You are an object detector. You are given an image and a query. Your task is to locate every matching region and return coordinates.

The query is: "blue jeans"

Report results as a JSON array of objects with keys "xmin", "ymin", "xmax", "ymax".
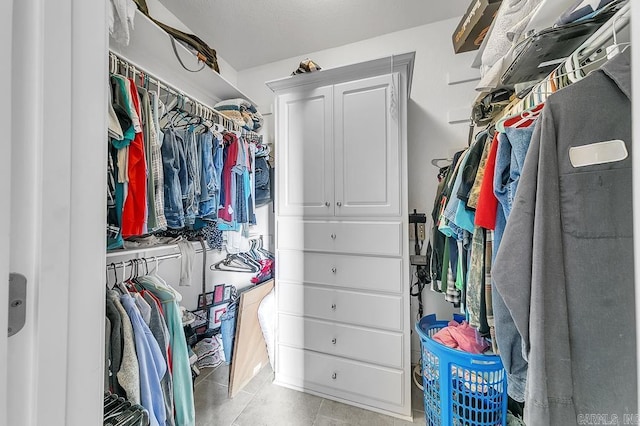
[
  {"xmin": 178, "ymin": 128, "xmax": 198, "ymax": 226},
  {"xmin": 492, "ymin": 125, "xmax": 535, "ymax": 402},
  {"xmin": 220, "ymin": 303, "xmax": 237, "ymax": 364},
  {"xmin": 198, "ymin": 131, "xmax": 217, "ymax": 219},
  {"xmin": 161, "ymin": 128, "xmax": 185, "ymax": 229},
  {"xmin": 213, "ymin": 139, "xmax": 224, "ymax": 217}
]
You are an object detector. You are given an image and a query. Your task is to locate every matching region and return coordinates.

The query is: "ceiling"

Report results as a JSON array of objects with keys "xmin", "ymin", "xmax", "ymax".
[{"xmin": 156, "ymin": 0, "xmax": 470, "ymax": 71}]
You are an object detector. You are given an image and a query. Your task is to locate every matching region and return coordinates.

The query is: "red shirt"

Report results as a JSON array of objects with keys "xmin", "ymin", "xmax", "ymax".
[
  {"xmin": 121, "ymin": 79, "xmax": 148, "ymax": 237},
  {"xmin": 474, "ymin": 133, "xmax": 499, "ymax": 230}
]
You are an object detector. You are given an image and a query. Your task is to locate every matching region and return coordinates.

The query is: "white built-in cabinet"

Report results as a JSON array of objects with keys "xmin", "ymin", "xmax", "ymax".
[
  {"xmin": 277, "ymin": 73, "xmax": 401, "ymax": 218},
  {"xmin": 266, "ymin": 52, "xmax": 415, "ymax": 420}
]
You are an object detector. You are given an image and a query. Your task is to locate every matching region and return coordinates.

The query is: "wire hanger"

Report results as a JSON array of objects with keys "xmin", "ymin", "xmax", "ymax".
[
  {"xmin": 211, "ymin": 253, "xmax": 259, "ymax": 273},
  {"xmin": 430, "ymin": 158, "xmax": 452, "ymax": 168}
]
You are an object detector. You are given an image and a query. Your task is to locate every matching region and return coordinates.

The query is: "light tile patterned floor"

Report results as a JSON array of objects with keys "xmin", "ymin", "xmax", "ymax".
[{"xmin": 194, "ymin": 364, "xmax": 426, "ymax": 426}]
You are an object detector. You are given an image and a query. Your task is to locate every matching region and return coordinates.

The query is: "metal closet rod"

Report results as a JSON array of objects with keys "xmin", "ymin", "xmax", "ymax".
[
  {"xmin": 105, "ymin": 243, "xmax": 210, "ymax": 270},
  {"xmin": 108, "ymin": 50, "xmax": 261, "ymax": 140},
  {"xmin": 106, "ymin": 252, "xmax": 181, "ymax": 271}
]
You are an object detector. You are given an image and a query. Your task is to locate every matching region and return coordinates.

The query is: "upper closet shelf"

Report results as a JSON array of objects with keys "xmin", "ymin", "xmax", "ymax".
[
  {"xmin": 265, "ymin": 52, "xmax": 416, "ymax": 97},
  {"xmin": 110, "ymin": 10, "xmax": 256, "ymax": 108}
]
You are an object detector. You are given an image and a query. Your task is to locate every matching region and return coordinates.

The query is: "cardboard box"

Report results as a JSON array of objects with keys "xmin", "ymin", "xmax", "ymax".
[{"xmin": 452, "ymin": 0, "xmax": 502, "ymax": 54}]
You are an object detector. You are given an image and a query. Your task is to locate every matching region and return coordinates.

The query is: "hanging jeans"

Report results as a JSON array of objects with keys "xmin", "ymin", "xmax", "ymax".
[
  {"xmin": 492, "ymin": 125, "xmax": 535, "ymax": 403},
  {"xmin": 161, "ymin": 128, "xmax": 185, "ymax": 229},
  {"xmin": 198, "ymin": 131, "xmax": 217, "ymax": 219},
  {"xmin": 178, "ymin": 128, "xmax": 199, "ymax": 226}
]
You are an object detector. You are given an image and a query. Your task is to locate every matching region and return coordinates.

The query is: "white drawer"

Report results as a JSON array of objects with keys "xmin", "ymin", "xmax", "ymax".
[
  {"xmin": 277, "ymin": 250, "xmax": 403, "ymax": 293},
  {"xmin": 277, "ymin": 281, "xmax": 402, "ymax": 331},
  {"xmin": 277, "ymin": 345, "xmax": 404, "ymax": 407},
  {"xmin": 278, "ymin": 313, "xmax": 403, "ymax": 368},
  {"xmin": 277, "ymin": 219, "xmax": 402, "ymax": 256}
]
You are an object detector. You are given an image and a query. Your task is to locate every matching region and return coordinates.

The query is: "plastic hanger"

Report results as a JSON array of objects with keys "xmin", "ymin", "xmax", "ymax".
[
  {"xmin": 139, "ymin": 256, "xmax": 183, "ymax": 301},
  {"xmin": 115, "ymin": 262, "xmax": 131, "ymax": 295},
  {"xmin": 107, "ymin": 262, "xmax": 117, "ymax": 290},
  {"xmin": 430, "ymin": 158, "xmax": 452, "ymax": 168},
  {"xmin": 496, "ymin": 103, "xmax": 544, "ymax": 133},
  {"xmin": 211, "ymin": 254, "xmax": 259, "ymax": 273}
]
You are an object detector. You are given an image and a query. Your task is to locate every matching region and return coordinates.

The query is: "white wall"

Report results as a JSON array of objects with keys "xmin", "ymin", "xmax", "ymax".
[{"xmin": 237, "ymin": 17, "xmax": 481, "ymax": 363}]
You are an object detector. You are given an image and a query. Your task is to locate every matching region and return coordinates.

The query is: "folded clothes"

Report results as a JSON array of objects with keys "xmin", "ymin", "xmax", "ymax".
[
  {"xmin": 214, "ymin": 98, "xmax": 263, "ymax": 132},
  {"xmin": 432, "ymin": 320, "xmax": 490, "ymax": 354}
]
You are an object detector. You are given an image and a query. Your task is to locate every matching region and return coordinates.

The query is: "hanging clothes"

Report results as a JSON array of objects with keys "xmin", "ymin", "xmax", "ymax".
[
  {"xmin": 107, "ymin": 290, "xmax": 141, "ymax": 404},
  {"xmin": 105, "ymin": 297, "xmax": 125, "ymax": 396},
  {"xmin": 491, "ymin": 121, "xmax": 537, "ymax": 405},
  {"xmin": 121, "ymin": 293, "xmax": 167, "ymax": 426},
  {"xmin": 474, "ymin": 134, "xmax": 500, "ymax": 230},
  {"xmin": 197, "ymin": 131, "xmax": 217, "ymax": 219},
  {"xmin": 137, "ymin": 275, "xmax": 196, "ymax": 426},
  {"xmin": 218, "ymin": 132, "xmax": 240, "ymax": 226},
  {"xmin": 493, "ymin": 50, "xmax": 635, "ymax": 425},
  {"xmin": 142, "ymin": 290, "xmax": 175, "ymax": 426}
]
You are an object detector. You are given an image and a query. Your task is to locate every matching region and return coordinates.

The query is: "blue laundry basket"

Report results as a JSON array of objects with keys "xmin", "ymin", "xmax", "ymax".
[{"xmin": 415, "ymin": 314, "xmax": 508, "ymax": 426}]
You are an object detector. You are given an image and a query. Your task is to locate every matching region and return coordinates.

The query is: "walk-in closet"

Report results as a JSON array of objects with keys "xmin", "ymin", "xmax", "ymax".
[{"xmin": 1, "ymin": 0, "xmax": 639, "ymax": 425}]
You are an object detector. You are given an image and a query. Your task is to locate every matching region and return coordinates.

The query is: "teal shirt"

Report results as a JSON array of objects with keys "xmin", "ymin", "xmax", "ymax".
[{"xmin": 137, "ymin": 276, "xmax": 195, "ymax": 426}]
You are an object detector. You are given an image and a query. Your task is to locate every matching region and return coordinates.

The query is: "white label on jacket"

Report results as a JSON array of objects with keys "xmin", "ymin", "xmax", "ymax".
[{"xmin": 569, "ymin": 140, "xmax": 628, "ymax": 168}]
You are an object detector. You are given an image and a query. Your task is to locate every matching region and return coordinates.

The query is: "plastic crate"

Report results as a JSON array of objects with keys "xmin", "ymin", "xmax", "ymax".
[{"xmin": 415, "ymin": 314, "xmax": 508, "ymax": 426}]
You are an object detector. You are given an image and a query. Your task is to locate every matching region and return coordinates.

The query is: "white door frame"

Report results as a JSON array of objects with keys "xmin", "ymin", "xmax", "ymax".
[
  {"xmin": 8, "ymin": 1, "xmax": 107, "ymax": 425},
  {"xmin": 0, "ymin": 1, "xmax": 14, "ymax": 425}
]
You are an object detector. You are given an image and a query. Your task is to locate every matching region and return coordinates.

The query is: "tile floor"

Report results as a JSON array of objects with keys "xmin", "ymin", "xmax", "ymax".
[{"xmin": 194, "ymin": 363, "xmax": 427, "ymax": 426}]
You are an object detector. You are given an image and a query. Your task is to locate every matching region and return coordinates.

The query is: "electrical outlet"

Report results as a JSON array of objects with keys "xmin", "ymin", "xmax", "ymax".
[{"xmin": 417, "ymin": 223, "xmax": 426, "ymax": 241}]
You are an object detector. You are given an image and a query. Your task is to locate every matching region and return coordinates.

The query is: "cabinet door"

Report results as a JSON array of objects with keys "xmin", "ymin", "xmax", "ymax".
[
  {"xmin": 334, "ymin": 74, "xmax": 401, "ymax": 217},
  {"xmin": 277, "ymin": 86, "xmax": 334, "ymax": 217}
]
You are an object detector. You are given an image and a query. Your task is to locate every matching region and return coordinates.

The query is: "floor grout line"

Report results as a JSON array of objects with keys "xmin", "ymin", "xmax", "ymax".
[
  {"xmin": 228, "ymin": 368, "xmax": 271, "ymax": 426},
  {"xmin": 311, "ymin": 398, "xmax": 326, "ymax": 426}
]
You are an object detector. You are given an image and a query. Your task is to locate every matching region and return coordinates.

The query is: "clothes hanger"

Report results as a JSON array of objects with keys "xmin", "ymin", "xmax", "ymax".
[
  {"xmin": 211, "ymin": 113, "xmax": 226, "ymax": 134},
  {"xmin": 123, "ymin": 260, "xmax": 139, "ymax": 294},
  {"xmin": 496, "ymin": 103, "xmax": 544, "ymax": 133},
  {"xmin": 107, "ymin": 262, "xmax": 117, "ymax": 290},
  {"xmin": 232, "ymin": 253, "xmax": 261, "ymax": 271},
  {"xmin": 115, "ymin": 261, "xmax": 131, "ymax": 295},
  {"xmin": 211, "ymin": 254, "xmax": 258, "ymax": 273},
  {"xmin": 258, "ymin": 237, "xmax": 274, "ymax": 260},
  {"xmin": 104, "ymin": 399, "xmax": 131, "ymax": 419},
  {"xmin": 497, "ymin": 8, "xmax": 631, "ymax": 124},
  {"xmin": 111, "ymin": 404, "xmax": 142, "ymax": 426},
  {"xmin": 139, "ymin": 256, "xmax": 183, "ymax": 301},
  {"xmin": 430, "ymin": 158, "xmax": 452, "ymax": 168}
]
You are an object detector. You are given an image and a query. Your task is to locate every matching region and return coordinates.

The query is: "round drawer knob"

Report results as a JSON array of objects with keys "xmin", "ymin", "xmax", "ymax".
[
  {"xmin": 332, "ymin": 338, "xmax": 337, "ymax": 345},
  {"xmin": 331, "ymin": 267, "xmax": 337, "ymax": 273},
  {"xmin": 330, "ymin": 233, "xmax": 336, "ymax": 240},
  {"xmin": 331, "ymin": 304, "xmax": 337, "ymax": 311},
  {"xmin": 332, "ymin": 372, "xmax": 337, "ymax": 380},
  {"xmin": 325, "ymin": 201, "xmax": 330, "ymax": 207},
  {"xmin": 336, "ymin": 201, "xmax": 342, "ymax": 207}
]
